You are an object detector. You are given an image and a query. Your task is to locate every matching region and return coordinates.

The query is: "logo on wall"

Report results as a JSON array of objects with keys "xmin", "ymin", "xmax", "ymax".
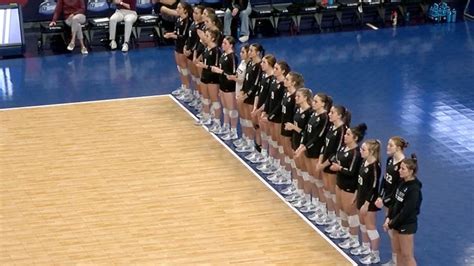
[
  {"xmin": 38, "ymin": 0, "xmax": 56, "ymax": 16},
  {"xmin": 88, "ymin": 0, "xmax": 110, "ymax": 12}
]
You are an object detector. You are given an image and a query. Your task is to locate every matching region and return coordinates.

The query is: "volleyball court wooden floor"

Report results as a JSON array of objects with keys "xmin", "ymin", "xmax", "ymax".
[{"xmin": 0, "ymin": 96, "xmax": 350, "ymax": 265}]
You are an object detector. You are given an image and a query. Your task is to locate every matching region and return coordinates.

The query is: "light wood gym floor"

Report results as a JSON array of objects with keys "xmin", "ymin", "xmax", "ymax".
[{"xmin": 0, "ymin": 96, "xmax": 351, "ymax": 265}]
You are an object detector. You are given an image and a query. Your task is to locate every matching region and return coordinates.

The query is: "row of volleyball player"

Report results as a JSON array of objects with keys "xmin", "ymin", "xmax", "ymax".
[{"xmin": 166, "ymin": 4, "xmax": 422, "ymax": 265}]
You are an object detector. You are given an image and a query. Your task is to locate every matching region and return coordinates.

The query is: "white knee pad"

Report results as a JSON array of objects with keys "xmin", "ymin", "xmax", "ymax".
[
  {"xmin": 367, "ymin": 229, "xmax": 380, "ymax": 240},
  {"xmin": 244, "ymin": 119, "xmax": 253, "ymax": 128},
  {"xmin": 211, "ymin": 102, "xmax": 221, "ymax": 110},
  {"xmin": 290, "ymin": 159, "xmax": 296, "ymax": 168},
  {"xmin": 284, "ymin": 156, "xmax": 290, "ymax": 164},
  {"xmin": 331, "ymin": 194, "xmax": 336, "ymax": 203},
  {"xmin": 323, "ymin": 190, "xmax": 331, "ymax": 199},
  {"xmin": 223, "ymin": 108, "xmax": 229, "ymax": 115},
  {"xmin": 296, "ymin": 169, "xmax": 302, "ymax": 176},
  {"xmin": 180, "ymin": 67, "xmax": 189, "ymax": 76},
  {"xmin": 302, "ymin": 172, "xmax": 309, "ymax": 181},
  {"xmin": 360, "ymin": 224, "xmax": 367, "ymax": 233},
  {"xmin": 278, "ymin": 146, "xmax": 284, "ymax": 154},
  {"xmin": 229, "ymin": 110, "xmax": 238, "ymax": 118},
  {"xmin": 315, "ymin": 179, "xmax": 324, "ymax": 188},
  {"xmin": 348, "ymin": 215, "xmax": 360, "ymax": 228},
  {"xmin": 202, "ymin": 98, "xmax": 211, "ymax": 106},
  {"xmin": 340, "ymin": 211, "xmax": 348, "ymax": 221},
  {"xmin": 271, "ymin": 139, "xmax": 278, "ymax": 148}
]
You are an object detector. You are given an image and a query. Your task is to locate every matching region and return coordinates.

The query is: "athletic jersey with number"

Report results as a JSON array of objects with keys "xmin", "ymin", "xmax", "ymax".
[
  {"xmin": 335, "ymin": 146, "xmax": 362, "ymax": 192},
  {"xmin": 356, "ymin": 160, "xmax": 381, "ymax": 210},
  {"xmin": 291, "ymin": 107, "xmax": 313, "ymax": 150},
  {"xmin": 300, "ymin": 111, "xmax": 329, "ymax": 157},
  {"xmin": 380, "ymin": 157, "xmax": 403, "ymax": 207},
  {"xmin": 266, "ymin": 80, "xmax": 285, "ymax": 123}
]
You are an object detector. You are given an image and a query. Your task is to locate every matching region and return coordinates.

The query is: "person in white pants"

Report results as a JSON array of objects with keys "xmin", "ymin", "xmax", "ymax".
[
  {"xmin": 224, "ymin": 0, "xmax": 252, "ymax": 43},
  {"xmin": 109, "ymin": 0, "xmax": 138, "ymax": 52},
  {"xmin": 50, "ymin": 0, "xmax": 88, "ymax": 54}
]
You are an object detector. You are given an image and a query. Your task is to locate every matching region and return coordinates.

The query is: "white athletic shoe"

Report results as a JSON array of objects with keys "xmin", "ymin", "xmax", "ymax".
[
  {"xmin": 350, "ymin": 245, "xmax": 370, "ymax": 256},
  {"xmin": 324, "ymin": 223, "xmax": 340, "ymax": 233},
  {"xmin": 221, "ymin": 132, "xmax": 238, "ymax": 141},
  {"xmin": 315, "ymin": 216, "xmax": 335, "ymax": 226},
  {"xmin": 195, "ymin": 117, "xmax": 211, "ymax": 126},
  {"xmin": 209, "ymin": 123, "xmax": 222, "ymax": 134},
  {"xmin": 233, "ymin": 138, "xmax": 245, "ymax": 147},
  {"xmin": 339, "ymin": 238, "xmax": 360, "ymax": 249},
  {"xmin": 67, "ymin": 42, "xmax": 75, "ymax": 51},
  {"xmin": 360, "ymin": 253, "xmax": 380, "ymax": 265},
  {"xmin": 235, "ymin": 144, "xmax": 254, "ymax": 153},
  {"xmin": 281, "ymin": 185, "xmax": 297, "ymax": 195},
  {"xmin": 299, "ymin": 204, "xmax": 316, "ymax": 213},
  {"xmin": 381, "ymin": 259, "xmax": 396, "ymax": 266},
  {"xmin": 110, "ymin": 40, "xmax": 117, "ymax": 50},
  {"xmin": 121, "ymin": 42, "xmax": 129, "ymax": 52},
  {"xmin": 238, "ymin": 35, "xmax": 249, "ymax": 43},
  {"xmin": 292, "ymin": 199, "xmax": 308, "ymax": 208},
  {"xmin": 81, "ymin": 46, "xmax": 88, "ymax": 55},
  {"xmin": 284, "ymin": 193, "xmax": 302, "ymax": 202},
  {"xmin": 171, "ymin": 86, "xmax": 183, "ymax": 96},
  {"xmin": 273, "ymin": 177, "xmax": 292, "ymax": 185},
  {"xmin": 329, "ymin": 229, "xmax": 350, "ymax": 239}
]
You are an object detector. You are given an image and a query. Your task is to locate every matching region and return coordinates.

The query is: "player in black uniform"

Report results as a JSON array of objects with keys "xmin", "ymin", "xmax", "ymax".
[
  {"xmin": 315, "ymin": 105, "xmax": 350, "ymax": 227},
  {"xmin": 183, "ymin": 5, "xmax": 205, "ymax": 109},
  {"xmin": 330, "ymin": 124, "xmax": 366, "ymax": 245},
  {"xmin": 350, "ymin": 139, "xmax": 382, "ymax": 265},
  {"xmin": 235, "ymin": 43, "xmax": 263, "ymax": 153},
  {"xmin": 164, "ymin": 2, "xmax": 193, "ymax": 102},
  {"xmin": 383, "ymin": 154, "xmax": 422, "ymax": 266},
  {"xmin": 279, "ymin": 72, "xmax": 304, "ymax": 194},
  {"xmin": 195, "ymin": 29, "xmax": 221, "ymax": 128},
  {"xmin": 245, "ymin": 54, "xmax": 275, "ymax": 163},
  {"xmin": 293, "ymin": 93, "xmax": 331, "ymax": 213},
  {"xmin": 211, "ymin": 36, "xmax": 239, "ymax": 139},
  {"xmin": 262, "ymin": 61, "xmax": 290, "ymax": 178},
  {"xmin": 376, "ymin": 136, "xmax": 408, "ymax": 266},
  {"xmin": 283, "ymin": 88, "xmax": 313, "ymax": 204},
  {"xmin": 228, "ymin": 45, "xmax": 250, "ymax": 146}
]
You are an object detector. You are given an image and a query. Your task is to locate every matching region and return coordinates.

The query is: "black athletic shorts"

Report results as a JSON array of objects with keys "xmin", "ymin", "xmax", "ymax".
[{"xmin": 395, "ymin": 223, "xmax": 417, "ymax": 234}]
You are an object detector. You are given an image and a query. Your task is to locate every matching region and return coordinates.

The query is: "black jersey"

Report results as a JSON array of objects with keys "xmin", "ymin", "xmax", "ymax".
[
  {"xmin": 321, "ymin": 124, "xmax": 346, "ymax": 162},
  {"xmin": 185, "ymin": 21, "xmax": 205, "ymax": 54},
  {"xmin": 218, "ymin": 52, "xmax": 238, "ymax": 92},
  {"xmin": 300, "ymin": 111, "xmax": 329, "ymax": 158},
  {"xmin": 380, "ymin": 157, "xmax": 403, "ymax": 207},
  {"xmin": 388, "ymin": 179, "xmax": 423, "ymax": 233},
  {"xmin": 242, "ymin": 61, "xmax": 262, "ymax": 104},
  {"xmin": 266, "ymin": 80, "xmax": 285, "ymax": 123},
  {"xmin": 174, "ymin": 16, "xmax": 191, "ymax": 53},
  {"xmin": 255, "ymin": 74, "xmax": 273, "ymax": 108},
  {"xmin": 335, "ymin": 146, "xmax": 362, "ymax": 193},
  {"xmin": 280, "ymin": 91, "xmax": 296, "ymax": 137},
  {"xmin": 356, "ymin": 160, "xmax": 382, "ymax": 210},
  {"xmin": 291, "ymin": 107, "xmax": 313, "ymax": 150},
  {"xmin": 201, "ymin": 46, "xmax": 221, "ymax": 84}
]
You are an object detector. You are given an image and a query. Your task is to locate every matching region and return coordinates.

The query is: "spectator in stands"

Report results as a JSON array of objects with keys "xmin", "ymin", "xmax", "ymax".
[
  {"xmin": 223, "ymin": 0, "xmax": 252, "ymax": 43},
  {"xmin": 109, "ymin": 0, "xmax": 138, "ymax": 52},
  {"xmin": 49, "ymin": 0, "xmax": 88, "ymax": 54}
]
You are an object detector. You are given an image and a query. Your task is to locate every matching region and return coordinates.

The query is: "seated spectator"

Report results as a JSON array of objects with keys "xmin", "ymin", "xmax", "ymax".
[
  {"xmin": 49, "ymin": 0, "xmax": 88, "ymax": 54},
  {"xmin": 223, "ymin": 0, "xmax": 251, "ymax": 43},
  {"xmin": 109, "ymin": 0, "xmax": 138, "ymax": 52}
]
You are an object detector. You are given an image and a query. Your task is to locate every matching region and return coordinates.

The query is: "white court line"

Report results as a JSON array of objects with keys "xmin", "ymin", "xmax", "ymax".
[
  {"xmin": 0, "ymin": 94, "xmax": 169, "ymax": 111},
  {"xmin": 366, "ymin": 23, "xmax": 379, "ymax": 30},
  {"xmin": 169, "ymin": 95, "xmax": 357, "ymax": 266}
]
